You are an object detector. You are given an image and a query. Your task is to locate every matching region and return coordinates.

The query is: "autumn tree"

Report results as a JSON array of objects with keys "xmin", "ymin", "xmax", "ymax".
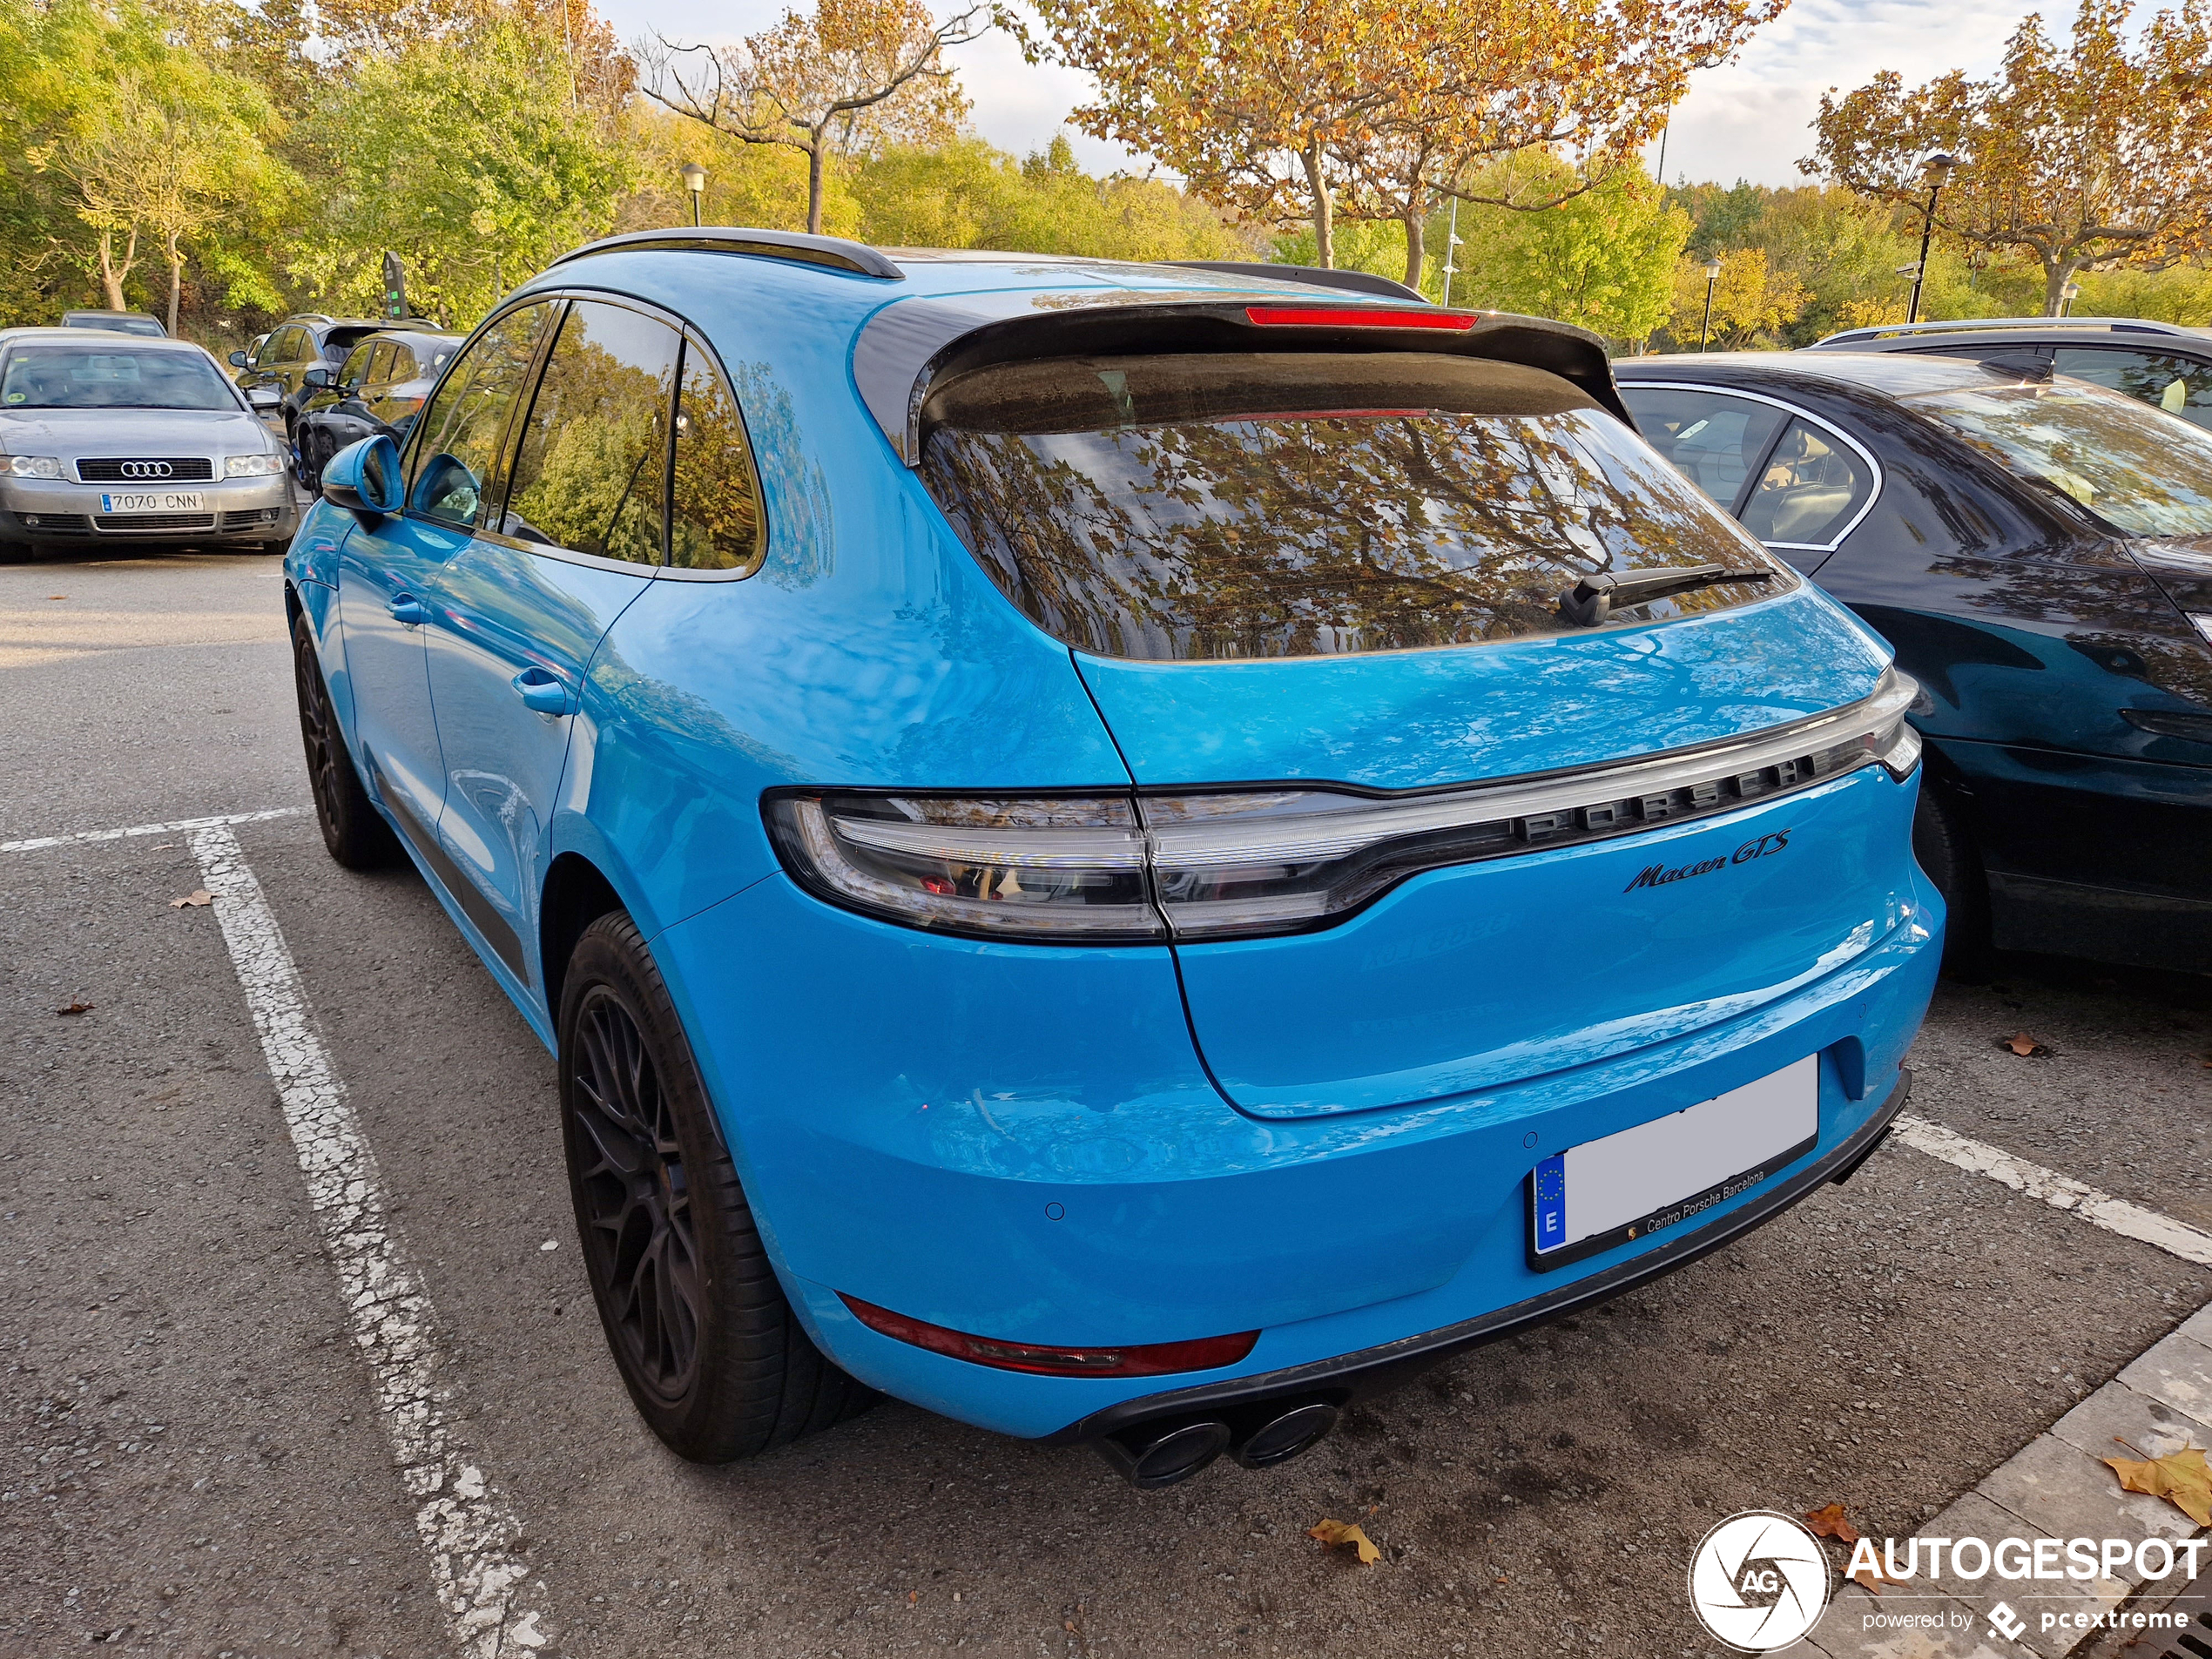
[
  {"xmin": 1449, "ymin": 157, "xmax": 1689, "ymax": 344},
  {"xmin": 1809, "ymin": 0, "xmax": 2212, "ymax": 315},
  {"xmin": 645, "ymin": 0, "xmax": 985, "ymax": 236},
  {"xmin": 1665, "ymin": 246, "xmax": 1808, "ymax": 347},
  {"xmin": 1022, "ymin": 0, "xmax": 1783, "ymax": 284}
]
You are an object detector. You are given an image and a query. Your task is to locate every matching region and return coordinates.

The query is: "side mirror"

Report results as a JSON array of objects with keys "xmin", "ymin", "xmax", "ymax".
[
  {"xmin": 321, "ymin": 434, "xmax": 403, "ymax": 522},
  {"xmin": 227, "ymin": 349, "xmax": 248, "ymax": 368},
  {"xmin": 246, "ymin": 385, "xmax": 280, "ymax": 410},
  {"xmin": 303, "ymin": 367, "xmax": 334, "ymax": 389},
  {"xmin": 410, "ymin": 453, "xmax": 481, "ymax": 524}
]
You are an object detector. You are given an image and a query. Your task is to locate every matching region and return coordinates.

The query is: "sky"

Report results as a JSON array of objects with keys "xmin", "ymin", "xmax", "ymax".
[{"xmin": 592, "ymin": 0, "xmax": 2068, "ymax": 190}]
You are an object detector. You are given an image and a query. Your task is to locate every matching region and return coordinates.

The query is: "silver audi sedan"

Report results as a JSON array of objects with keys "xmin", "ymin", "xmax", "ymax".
[{"xmin": 0, "ymin": 328, "xmax": 296, "ymax": 560}]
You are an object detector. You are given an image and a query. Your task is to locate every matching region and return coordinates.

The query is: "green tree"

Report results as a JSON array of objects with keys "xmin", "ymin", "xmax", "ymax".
[
  {"xmin": 1448, "ymin": 159, "xmax": 1689, "ymax": 344},
  {"xmin": 290, "ymin": 22, "xmax": 633, "ymax": 327}
]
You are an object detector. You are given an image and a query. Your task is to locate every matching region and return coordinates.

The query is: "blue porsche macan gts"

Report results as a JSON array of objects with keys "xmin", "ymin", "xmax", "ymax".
[{"xmin": 286, "ymin": 230, "xmax": 1940, "ymax": 1487}]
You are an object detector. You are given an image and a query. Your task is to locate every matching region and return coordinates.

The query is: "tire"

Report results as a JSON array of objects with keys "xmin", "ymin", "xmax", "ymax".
[
  {"xmin": 559, "ymin": 912, "xmax": 875, "ymax": 1462},
  {"xmin": 299, "ymin": 429, "xmax": 325, "ymax": 495},
  {"xmin": 1912, "ymin": 781, "xmax": 1991, "ymax": 974},
  {"xmin": 291, "ymin": 610, "xmax": 401, "ymax": 869}
]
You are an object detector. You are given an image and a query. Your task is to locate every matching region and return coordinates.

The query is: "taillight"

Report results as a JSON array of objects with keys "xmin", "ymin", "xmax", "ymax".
[
  {"xmin": 840, "ymin": 1295, "xmax": 1258, "ymax": 1377},
  {"xmin": 1244, "ymin": 305, "xmax": 1474, "ymax": 331},
  {"xmin": 764, "ymin": 671, "xmax": 1923, "ymax": 944}
]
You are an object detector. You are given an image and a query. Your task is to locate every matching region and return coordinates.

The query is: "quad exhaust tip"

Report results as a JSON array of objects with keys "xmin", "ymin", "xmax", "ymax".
[{"xmin": 1098, "ymin": 1399, "xmax": 1341, "ymax": 1489}]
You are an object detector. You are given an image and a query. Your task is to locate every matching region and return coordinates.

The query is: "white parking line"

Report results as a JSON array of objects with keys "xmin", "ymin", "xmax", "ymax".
[
  {"xmin": 0, "ymin": 807, "xmax": 300, "ymax": 854},
  {"xmin": 1892, "ymin": 1112, "xmax": 2212, "ymax": 1266},
  {"xmin": 185, "ymin": 822, "xmax": 552, "ymax": 1657}
]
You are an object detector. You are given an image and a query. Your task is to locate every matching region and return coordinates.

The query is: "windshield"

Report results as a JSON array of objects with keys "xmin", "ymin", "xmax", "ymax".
[
  {"xmin": 0, "ymin": 346, "xmax": 236, "ymax": 410},
  {"xmin": 1904, "ymin": 379, "xmax": 2212, "ymax": 538},
  {"xmin": 918, "ymin": 352, "xmax": 1788, "ymax": 661}
]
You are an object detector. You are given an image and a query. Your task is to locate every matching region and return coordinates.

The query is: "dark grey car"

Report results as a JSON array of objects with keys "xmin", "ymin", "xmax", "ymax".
[{"xmin": 1804, "ymin": 317, "xmax": 2212, "ymax": 431}]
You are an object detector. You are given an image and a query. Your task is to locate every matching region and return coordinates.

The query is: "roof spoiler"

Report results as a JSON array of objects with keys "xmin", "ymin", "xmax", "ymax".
[
  {"xmin": 552, "ymin": 226, "xmax": 905, "ymax": 280},
  {"xmin": 854, "ymin": 293, "xmax": 1629, "ymax": 464},
  {"xmin": 1167, "ymin": 261, "xmax": 1428, "ymax": 304}
]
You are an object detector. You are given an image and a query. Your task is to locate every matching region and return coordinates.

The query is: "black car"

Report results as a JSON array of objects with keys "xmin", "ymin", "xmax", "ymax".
[
  {"xmin": 1806, "ymin": 317, "xmax": 2212, "ymax": 432},
  {"xmin": 291, "ymin": 327, "xmax": 459, "ymax": 489},
  {"xmin": 1615, "ymin": 350, "xmax": 2212, "ymax": 971},
  {"xmin": 228, "ymin": 314, "xmax": 388, "ymax": 448}
]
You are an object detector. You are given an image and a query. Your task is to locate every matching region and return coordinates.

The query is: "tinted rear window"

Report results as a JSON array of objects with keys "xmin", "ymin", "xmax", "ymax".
[{"xmin": 918, "ymin": 353, "xmax": 1789, "ymax": 660}]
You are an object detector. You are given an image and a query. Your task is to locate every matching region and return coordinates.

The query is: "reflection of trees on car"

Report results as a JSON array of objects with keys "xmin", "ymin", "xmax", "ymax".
[
  {"xmin": 924, "ymin": 394, "xmax": 1779, "ymax": 660},
  {"xmin": 505, "ymin": 308, "xmax": 672, "ymax": 562},
  {"xmin": 671, "ymin": 355, "xmax": 763, "ymax": 570}
]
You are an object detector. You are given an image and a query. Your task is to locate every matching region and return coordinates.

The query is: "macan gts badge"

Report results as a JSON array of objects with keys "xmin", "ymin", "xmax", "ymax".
[{"xmin": 285, "ymin": 228, "xmax": 1941, "ymax": 1488}]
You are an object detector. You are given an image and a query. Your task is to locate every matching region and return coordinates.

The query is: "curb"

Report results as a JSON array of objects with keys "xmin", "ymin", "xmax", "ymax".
[{"xmin": 1805, "ymin": 1301, "xmax": 2212, "ymax": 1659}]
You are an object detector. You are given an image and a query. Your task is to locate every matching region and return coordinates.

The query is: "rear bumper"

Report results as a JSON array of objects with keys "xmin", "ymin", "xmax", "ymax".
[
  {"xmin": 656, "ymin": 857, "xmax": 1943, "ymax": 1440},
  {"xmin": 1041, "ymin": 1069, "xmax": 1909, "ymax": 1444}
]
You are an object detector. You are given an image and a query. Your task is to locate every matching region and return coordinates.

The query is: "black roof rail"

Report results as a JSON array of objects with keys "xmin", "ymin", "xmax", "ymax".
[
  {"xmin": 552, "ymin": 226, "xmax": 905, "ymax": 280},
  {"xmin": 1170, "ymin": 260, "xmax": 1427, "ymax": 304}
]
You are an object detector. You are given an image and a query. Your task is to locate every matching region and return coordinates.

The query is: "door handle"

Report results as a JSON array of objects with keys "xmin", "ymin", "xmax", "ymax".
[
  {"xmin": 511, "ymin": 667, "xmax": 570, "ymax": 716},
  {"xmin": 388, "ymin": 594, "xmax": 427, "ymax": 626}
]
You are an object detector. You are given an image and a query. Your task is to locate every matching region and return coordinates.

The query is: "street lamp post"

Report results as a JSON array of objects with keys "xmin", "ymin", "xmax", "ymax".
[
  {"xmin": 1906, "ymin": 151, "xmax": 1956, "ymax": 325},
  {"xmin": 1440, "ymin": 195, "xmax": 1462, "ymax": 307},
  {"xmin": 1697, "ymin": 255, "xmax": 1723, "ymax": 352},
  {"xmin": 680, "ymin": 162, "xmax": 706, "ymax": 228}
]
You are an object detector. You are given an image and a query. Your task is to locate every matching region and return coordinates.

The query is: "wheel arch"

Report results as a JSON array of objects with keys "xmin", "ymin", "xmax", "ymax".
[{"xmin": 541, "ymin": 851, "xmax": 628, "ymax": 1020}]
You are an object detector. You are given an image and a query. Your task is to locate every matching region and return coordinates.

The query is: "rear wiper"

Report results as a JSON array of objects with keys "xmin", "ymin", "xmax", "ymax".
[{"xmin": 1556, "ymin": 563, "xmax": 1777, "ymax": 626}]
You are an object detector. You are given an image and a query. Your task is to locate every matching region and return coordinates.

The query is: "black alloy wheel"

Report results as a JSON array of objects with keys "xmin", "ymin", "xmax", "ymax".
[
  {"xmin": 558, "ymin": 913, "xmax": 875, "ymax": 1462},
  {"xmin": 290, "ymin": 610, "xmax": 400, "ymax": 869},
  {"xmin": 567, "ymin": 986, "xmax": 705, "ymax": 1406}
]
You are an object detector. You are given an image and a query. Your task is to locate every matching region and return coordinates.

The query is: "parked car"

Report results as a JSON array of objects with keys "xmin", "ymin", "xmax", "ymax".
[
  {"xmin": 59, "ymin": 309, "xmax": 166, "ymax": 338},
  {"xmin": 1805, "ymin": 316, "xmax": 2212, "ymax": 431},
  {"xmin": 293, "ymin": 327, "xmax": 460, "ymax": 489},
  {"xmin": 0, "ymin": 327, "xmax": 294, "ymax": 558},
  {"xmin": 288, "ymin": 229, "xmax": 1938, "ymax": 1487},
  {"xmin": 1616, "ymin": 350, "xmax": 2212, "ymax": 972},
  {"xmin": 230, "ymin": 314, "xmax": 387, "ymax": 451}
]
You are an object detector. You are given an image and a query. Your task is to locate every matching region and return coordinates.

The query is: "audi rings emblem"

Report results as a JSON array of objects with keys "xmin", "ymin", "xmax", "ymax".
[{"xmin": 118, "ymin": 460, "xmax": 174, "ymax": 479}]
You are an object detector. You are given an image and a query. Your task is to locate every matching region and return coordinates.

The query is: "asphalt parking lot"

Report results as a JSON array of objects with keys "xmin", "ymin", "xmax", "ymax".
[{"xmin": 4, "ymin": 549, "xmax": 2209, "ymax": 1659}]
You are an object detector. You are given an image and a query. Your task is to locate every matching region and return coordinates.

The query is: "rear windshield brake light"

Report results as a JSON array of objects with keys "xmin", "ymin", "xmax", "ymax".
[{"xmin": 1244, "ymin": 306, "xmax": 1475, "ymax": 331}]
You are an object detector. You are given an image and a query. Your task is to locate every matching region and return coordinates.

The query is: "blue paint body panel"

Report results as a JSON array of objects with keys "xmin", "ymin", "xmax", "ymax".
[{"xmin": 287, "ymin": 245, "xmax": 1944, "ymax": 1444}]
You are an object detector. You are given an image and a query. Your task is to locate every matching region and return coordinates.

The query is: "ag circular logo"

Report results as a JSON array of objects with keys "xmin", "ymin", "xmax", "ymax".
[{"xmin": 1688, "ymin": 1511, "xmax": 1831, "ymax": 1651}]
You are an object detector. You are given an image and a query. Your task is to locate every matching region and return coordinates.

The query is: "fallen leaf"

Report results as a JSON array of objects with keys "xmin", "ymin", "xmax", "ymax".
[
  {"xmin": 170, "ymin": 890, "xmax": 213, "ymax": 909},
  {"xmin": 54, "ymin": 1001, "xmax": 94, "ymax": 1016},
  {"xmin": 2106, "ymin": 1441, "xmax": 2212, "ymax": 1527},
  {"xmin": 1999, "ymin": 1032, "xmax": 2050, "ymax": 1057},
  {"xmin": 46, "ymin": 594, "xmax": 64, "ymax": 601},
  {"xmin": 1851, "ymin": 1561, "xmax": 1890, "ymax": 1595},
  {"xmin": 1803, "ymin": 1502, "xmax": 1860, "ymax": 1544},
  {"xmin": 1308, "ymin": 1519, "xmax": 1382, "ymax": 1565}
]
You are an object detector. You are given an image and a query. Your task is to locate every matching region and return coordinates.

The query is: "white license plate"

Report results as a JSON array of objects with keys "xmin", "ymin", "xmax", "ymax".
[
  {"xmin": 1529, "ymin": 1055, "xmax": 1817, "ymax": 1269},
  {"xmin": 99, "ymin": 489, "xmax": 206, "ymax": 514}
]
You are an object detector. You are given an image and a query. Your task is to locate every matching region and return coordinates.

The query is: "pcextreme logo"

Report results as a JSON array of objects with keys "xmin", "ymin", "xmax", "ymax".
[{"xmin": 1624, "ymin": 830, "xmax": 1791, "ymax": 894}]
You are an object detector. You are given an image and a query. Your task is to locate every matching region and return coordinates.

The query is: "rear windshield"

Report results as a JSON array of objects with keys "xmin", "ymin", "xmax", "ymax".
[
  {"xmin": 1904, "ymin": 380, "xmax": 2212, "ymax": 539},
  {"xmin": 0, "ymin": 345, "xmax": 235, "ymax": 410},
  {"xmin": 917, "ymin": 353, "xmax": 1789, "ymax": 660}
]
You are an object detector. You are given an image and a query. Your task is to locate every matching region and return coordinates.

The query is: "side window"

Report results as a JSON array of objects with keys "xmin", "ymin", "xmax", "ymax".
[
  {"xmin": 337, "ymin": 342, "xmax": 375, "ymax": 389},
  {"xmin": 1619, "ymin": 387, "xmax": 1787, "ymax": 512},
  {"xmin": 273, "ymin": 327, "xmax": 306, "ymax": 365},
  {"xmin": 387, "ymin": 346, "xmax": 416, "ymax": 385},
  {"xmin": 502, "ymin": 300, "xmax": 678, "ymax": 565},
  {"xmin": 363, "ymin": 342, "xmax": 395, "ymax": 388},
  {"xmin": 1741, "ymin": 420, "xmax": 1873, "ymax": 547},
  {"xmin": 2053, "ymin": 347, "xmax": 2212, "ymax": 429},
  {"xmin": 408, "ymin": 301, "xmax": 553, "ymax": 530},
  {"xmin": 670, "ymin": 343, "xmax": 765, "ymax": 572}
]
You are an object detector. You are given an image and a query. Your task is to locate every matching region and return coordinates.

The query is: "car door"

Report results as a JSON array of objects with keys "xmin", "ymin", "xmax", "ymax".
[
  {"xmin": 417, "ymin": 297, "xmax": 679, "ymax": 994},
  {"xmin": 337, "ymin": 300, "xmax": 556, "ymax": 910}
]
